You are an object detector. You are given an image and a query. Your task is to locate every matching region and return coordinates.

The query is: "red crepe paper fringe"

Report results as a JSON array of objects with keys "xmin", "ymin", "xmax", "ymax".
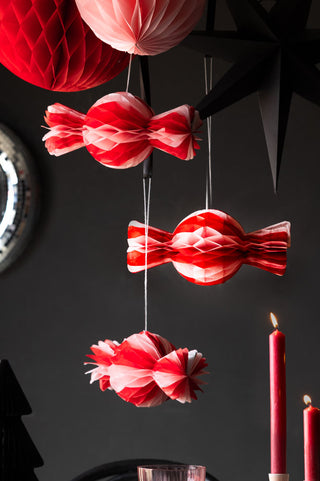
[
  {"xmin": 127, "ymin": 209, "xmax": 291, "ymax": 285},
  {"xmin": 43, "ymin": 92, "xmax": 202, "ymax": 168},
  {"xmin": 85, "ymin": 331, "xmax": 208, "ymax": 407},
  {"xmin": 43, "ymin": 104, "xmax": 86, "ymax": 155}
]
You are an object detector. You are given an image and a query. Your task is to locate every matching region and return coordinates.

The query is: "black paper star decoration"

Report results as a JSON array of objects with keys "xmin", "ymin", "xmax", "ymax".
[{"xmin": 183, "ymin": 0, "xmax": 320, "ymax": 191}]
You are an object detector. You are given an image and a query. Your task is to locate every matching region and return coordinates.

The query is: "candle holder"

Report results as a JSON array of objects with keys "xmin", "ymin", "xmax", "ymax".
[{"xmin": 269, "ymin": 474, "xmax": 289, "ymax": 481}]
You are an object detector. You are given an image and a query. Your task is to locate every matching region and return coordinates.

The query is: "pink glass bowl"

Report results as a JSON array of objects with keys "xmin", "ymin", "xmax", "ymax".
[{"xmin": 138, "ymin": 465, "xmax": 206, "ymax": 481}]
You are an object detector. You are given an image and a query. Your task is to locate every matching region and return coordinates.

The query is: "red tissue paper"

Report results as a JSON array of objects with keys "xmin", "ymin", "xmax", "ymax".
[
  {"xmin": 86, "ymin": 331, "xmax": 208, "ymax": 407},
  {"xmin": 75, "ymin": 0, "xmax": 206, "ymax": 56},
  {"xmin": 127, "ymin": 209, "xmax": 291, "ymax": 285},
  {"xmin": 0, "ymin": 0, "xmax": 129, "ymax": 91},
  {"xmin": 43, "ymin": 92, "xmax": 202, "ymax": 168}
]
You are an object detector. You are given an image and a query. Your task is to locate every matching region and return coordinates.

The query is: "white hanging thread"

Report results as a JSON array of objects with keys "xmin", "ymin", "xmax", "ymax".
[
  {"xmin": 143, "ymin": 176, "xmax": 152, "ymax": 332},
  {"xmin": 204, "ymin": 56, "xmax": 213, "ymax": 209},
  {"xmin": 126, "ymin": 54, "xmax": 133, "ymax": 92}
]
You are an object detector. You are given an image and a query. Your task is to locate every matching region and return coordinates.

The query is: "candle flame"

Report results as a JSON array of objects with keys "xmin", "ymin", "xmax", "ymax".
[
  {"xmin": 270, "ymin": 312, "xmax": 279, "ymax": 329},
  {"xmin": 304, "ymin": 395, "xmax": 312, "ymax": 406}
]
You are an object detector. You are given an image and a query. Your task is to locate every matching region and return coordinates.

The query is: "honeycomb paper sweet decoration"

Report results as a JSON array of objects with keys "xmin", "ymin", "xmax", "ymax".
[
  {"xmin": 85, "ymin": 330, "xmax": 208, "ymax": 407},
  {"xmin": 0, "ymin": 0, "xmax": 129, "ymax": 91},
  {"xmin": 43, "ymin": 92, "xmax": 202, "ymax": 169},
  {"xmin": 127, "ymin": 209, "xmax": 291, "ymax": 285},
  {"xmin": 75, "ymin": 0, "xmax": 206, "ymax": 56}
]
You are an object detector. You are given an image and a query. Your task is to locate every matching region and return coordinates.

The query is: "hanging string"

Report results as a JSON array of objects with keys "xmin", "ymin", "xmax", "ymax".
[
  {"xmin": 126, "ymin": 54, "xmax": 133, "ymax": 92},
  {"xmin": 143, "ymin": 176, "xmax": 152, "ymax": 331},
  {"xmin": 204, "ymin": 55, "xmax": 213, "ymax": 210}
]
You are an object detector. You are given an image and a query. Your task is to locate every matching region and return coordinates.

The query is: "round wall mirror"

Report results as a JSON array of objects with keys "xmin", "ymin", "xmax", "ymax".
[{"xmin": 0, "ymin": 124, "xmax": 39, "ymax": 273}]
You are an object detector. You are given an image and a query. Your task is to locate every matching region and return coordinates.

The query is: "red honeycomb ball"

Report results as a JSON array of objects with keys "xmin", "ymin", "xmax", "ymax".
[{"xmin": 0, "ymin": 0, "xmax": 129, "ymax": 91}]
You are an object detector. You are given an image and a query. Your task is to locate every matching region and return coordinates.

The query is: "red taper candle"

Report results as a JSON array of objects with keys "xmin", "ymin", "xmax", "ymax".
[
  {"xmin": 304, "ymin": 396, "xmax": 320, "ymax": 481},
  {"xmin": 269, "ymin": 313, "xmax": 287, "ymax": 474}
]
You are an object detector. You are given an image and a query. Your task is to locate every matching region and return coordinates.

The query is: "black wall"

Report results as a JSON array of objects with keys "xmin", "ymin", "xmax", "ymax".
[{"xmin": 1, "ymin": 2, "xmax": 320, "ymax": 481}]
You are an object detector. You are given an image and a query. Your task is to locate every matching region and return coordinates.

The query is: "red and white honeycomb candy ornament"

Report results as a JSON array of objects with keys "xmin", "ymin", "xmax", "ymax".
[
  {"xmin": 127, "ymin": 209, "xmax": 291, "ymax": 285},
  {"xmin": 85, "ymin": 330, "xmax": 208, "ymax": 407},
  {"xmin": 43, "ymin": 92, "xmax": 202, "ymax": 168}
]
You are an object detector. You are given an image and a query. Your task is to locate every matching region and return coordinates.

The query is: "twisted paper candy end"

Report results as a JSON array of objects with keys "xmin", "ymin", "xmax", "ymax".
[
  {"xmin": 127, "ymin": 221, "xmax": 173, "ymax": 273},
  {"xmin": 154, "ymin": 348, "xmax": 208, "ymax": 404},
  {"xmin": 85, "ymin": 339, "xmax": 119, "ymax": 391},
  {"xmin": 245, "ymin": 220, "xmax": 291, "ymax": 276},
  {"xmin": 149, "ymin": 105, "xmax": 202, "ymax": 161},
  {"xmin": 43, "ymin": 103, "xmax": 86, "ymax": 156}
]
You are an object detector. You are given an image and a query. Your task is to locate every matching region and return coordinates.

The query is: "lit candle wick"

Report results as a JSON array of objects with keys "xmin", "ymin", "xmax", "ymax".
[
  {"xmin": 270, "ymin": 312, "xmax": 279, "ymax": 330},
  {"xmin": 304, "ymin": 395, "xmax": 312, "ymax": 407}
]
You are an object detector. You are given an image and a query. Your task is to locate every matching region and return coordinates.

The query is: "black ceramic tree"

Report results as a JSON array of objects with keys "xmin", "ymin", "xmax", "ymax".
[{"xmin": 0, "ymin": 359, "xmax": 43, "ymax": 481}]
